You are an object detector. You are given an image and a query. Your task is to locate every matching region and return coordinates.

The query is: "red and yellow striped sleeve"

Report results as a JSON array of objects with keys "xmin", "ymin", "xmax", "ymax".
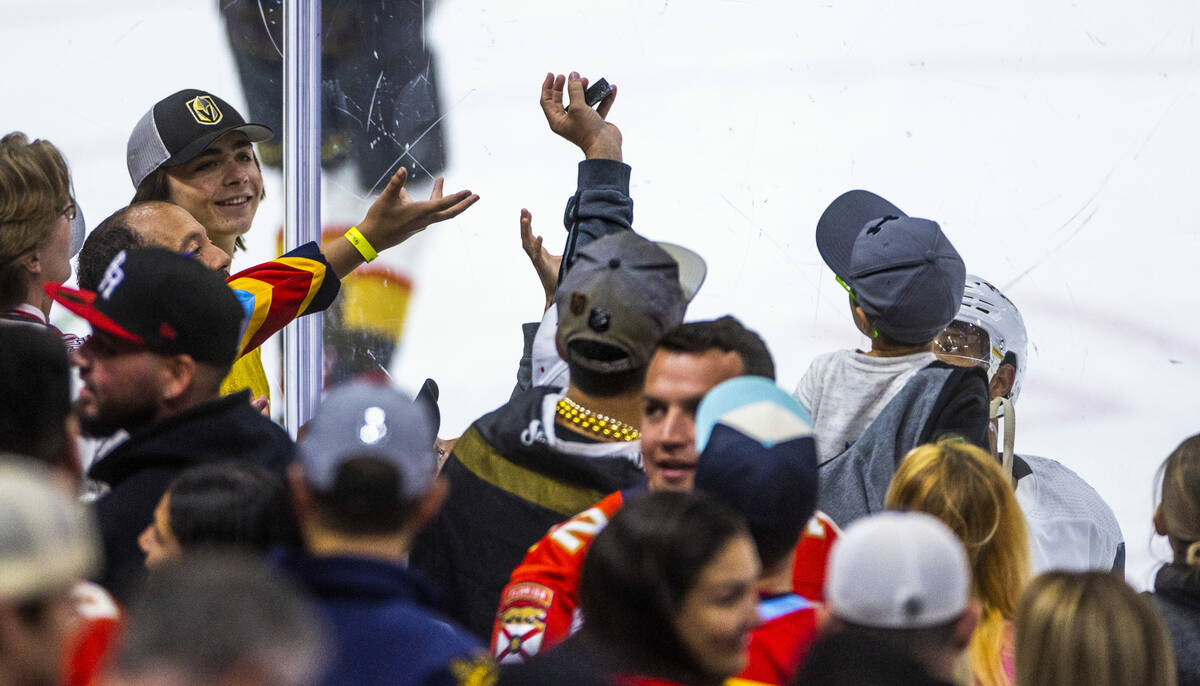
[{"xmin": 226, "ymin": 241, "xmax": 341, "ymax": 357}]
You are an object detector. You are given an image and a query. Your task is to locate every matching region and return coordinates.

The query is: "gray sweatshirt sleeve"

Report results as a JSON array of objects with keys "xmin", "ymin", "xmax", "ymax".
[{"xmin": 561, "ymin": 158, "xmax": 634, "ymax": 254}]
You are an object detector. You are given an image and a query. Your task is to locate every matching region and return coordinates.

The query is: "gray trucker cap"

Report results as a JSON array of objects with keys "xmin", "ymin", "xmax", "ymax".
[{"xmin": 127, "ymin": 89, "xmax": 272, "ymax": 189}]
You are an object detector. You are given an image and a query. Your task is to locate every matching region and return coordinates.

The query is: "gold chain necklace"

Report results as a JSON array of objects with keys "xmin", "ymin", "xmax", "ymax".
[{"xmin": 555, "ymin": 396, "xmax": 641, "ymax": 442}]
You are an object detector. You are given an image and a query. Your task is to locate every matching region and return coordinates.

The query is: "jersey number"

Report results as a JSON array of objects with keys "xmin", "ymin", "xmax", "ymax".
[{"xmin": 550, "ymin": 507, "xmax": 609, "ymax": 554}]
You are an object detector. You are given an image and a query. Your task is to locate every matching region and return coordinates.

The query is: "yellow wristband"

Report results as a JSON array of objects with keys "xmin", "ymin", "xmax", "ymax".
[{"xmin": 344, "ymin": 226, "xmax": 378, "ymax": 262}]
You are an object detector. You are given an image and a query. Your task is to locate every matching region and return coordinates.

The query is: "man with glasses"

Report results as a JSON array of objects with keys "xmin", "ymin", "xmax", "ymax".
[
  {"xmin": 933, "ymin": 275, "xmax": 1124, "ymax": 575},
  {"xmin": 0, "ymin": 133, "xmax": 85, "ymax": 345},
  {"xmin": 47, "ymin": 247, "xmax": 294, "ymax": 602},
  {"xmin": 797, "ymin": 190, "xmax": 989, "ymax": 526}
]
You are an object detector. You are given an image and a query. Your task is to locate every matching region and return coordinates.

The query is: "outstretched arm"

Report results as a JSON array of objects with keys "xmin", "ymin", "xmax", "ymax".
[{"xmin": 322, "ymin": 168, "xmax": 479, "ymax": 279}]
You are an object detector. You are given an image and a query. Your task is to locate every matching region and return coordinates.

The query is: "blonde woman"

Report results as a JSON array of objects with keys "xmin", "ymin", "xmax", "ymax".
[
  {"xmin": 1151, "ymin": 433, "xmax": 1200, "ymax": 686},
  {"xmin": 1016, "ymin": 571, "xmax": 1176, "ymax": 686},
  {"xmin": 885, "ymin": 437, "xmax": 1029, "ymax": 686}
]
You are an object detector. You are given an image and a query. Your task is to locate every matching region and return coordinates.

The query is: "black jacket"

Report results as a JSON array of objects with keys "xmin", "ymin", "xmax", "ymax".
[
  {"xmin": 410, "ymin": 386, "xmax": 645, "ymax": 639},
  {"xmin": 1150, "ymin": 563, "xmax": 1200, "ymax": 686},
  {"xmin": 88, "ymin": 391, "xmax": 294, "ymax": 602}
]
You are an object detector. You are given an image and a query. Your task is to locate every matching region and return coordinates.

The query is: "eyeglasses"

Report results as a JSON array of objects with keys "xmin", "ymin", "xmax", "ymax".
[
  {"xmin": 835, "ymin": 275, "xmax": 856, "ymax": 301},
  {"xmin": 837, "ymin": 275, "xmax": 881, "ymax": 339},
  {"xmin": 61, "ymin": 200, "xmax": 77, "ymax": 221}
]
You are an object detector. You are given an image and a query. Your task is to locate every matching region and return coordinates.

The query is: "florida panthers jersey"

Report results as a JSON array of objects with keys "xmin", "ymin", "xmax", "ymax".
[{"xmin": 492, "ymin": 493, "xmax": 840, "ymax": 664}]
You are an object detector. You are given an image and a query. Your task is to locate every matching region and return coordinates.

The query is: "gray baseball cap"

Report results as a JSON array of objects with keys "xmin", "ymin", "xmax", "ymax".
[
  {"xmin": 816, "ymin": 190, "xmax": 965, "ymax": 344},
  {"xmin": 555, "ymin": 232, "xmax": 687, "ymax": 374},
  {"xmin": 296, "ymin": 381, "xmax": 437, "ymax": 501}
]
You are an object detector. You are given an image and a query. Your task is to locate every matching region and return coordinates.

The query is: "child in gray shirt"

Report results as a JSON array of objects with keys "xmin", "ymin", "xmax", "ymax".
[{"xmin": 797, "ymin": 190, "xmax": 988, "ymax": 524}]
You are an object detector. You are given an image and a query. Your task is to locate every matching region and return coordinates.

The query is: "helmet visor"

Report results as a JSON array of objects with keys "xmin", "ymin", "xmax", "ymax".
[{"xmin": 933, "ymin": 320, "xmax": 991, "ymax": 370}]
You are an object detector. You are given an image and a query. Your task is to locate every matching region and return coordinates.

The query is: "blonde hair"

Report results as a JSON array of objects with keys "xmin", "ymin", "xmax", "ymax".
[
  {"xmin": 885, "ymin": 437, "xmax": 1030, "ymax": 686},
  {"xmin": 0, "ymin": 132, "xmax": 71, "ymax": 310},
  {"xmin": 1015, "ymin": 571, "xmax": 1176, "ymax": 686},
  {"xmin": 1160, "ymin": 434, "xmax": 1200, "ymax": 567}
]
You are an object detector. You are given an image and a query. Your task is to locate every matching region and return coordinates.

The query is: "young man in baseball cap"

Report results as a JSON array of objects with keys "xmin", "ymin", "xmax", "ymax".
[
  {"xmin": 123, "ymin": 88, "xmax": 478, "ymax": 402},
  {"xmin": 799, "ymin": 190, "xmax": 989, "ymax": 527},
  {"xmin": 408, "ymin": 73, "xmax": 695, "ymax": 639},
  {"xmin": 794, "ymin": 511, "xmax": 979, "ymax": 686},
  {"xmin": 413, "ymin": 228, "xmax": 688, "ymax": 639},
  {"xmin": 47, "ymin": 248, "xmax": 294, "ymax": 601},
  {"xmin": 281, "ymin": 380, "xmax": 495, "ymax": 686}
]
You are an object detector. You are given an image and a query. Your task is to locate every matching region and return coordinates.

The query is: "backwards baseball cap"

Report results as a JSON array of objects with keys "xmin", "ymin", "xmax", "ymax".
[
  {"xmin": 297, "ymin": 381, "xmax": 437, "ymax": 501},
  {"xmin": 693, "ymin": 376, "xmax": 818, "ymax": 562},
  {"xmin": 826, "ymin": 511, "xmax": 970, "ymax": 629},
  {"xmin": 816, "ymin": 190, "xmax": 966, "ymax": 344},
  {"xmin": 554, "ymin": 232, "xmax": 689, "ymax": 374},
  {"xmin": 45, "ymin": 248, "xmax": 244, "ymax": 366},
  {"xmin": 0, "ymin": 459, "xmax": 100, "ymax": 600},
  {"xmin": 127, "ymin": 88, "xmax": 273, "ymax": 188}
]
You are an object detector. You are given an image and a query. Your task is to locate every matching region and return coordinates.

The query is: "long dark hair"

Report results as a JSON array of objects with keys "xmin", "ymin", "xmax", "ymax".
[{"xmin": 578, "ymin": 490, "xmax": 749, "ymax": 685}]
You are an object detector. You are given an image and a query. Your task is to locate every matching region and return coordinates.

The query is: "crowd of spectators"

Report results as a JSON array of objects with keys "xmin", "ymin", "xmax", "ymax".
[{"xmin": 0, "ymin": 71, "xmax": 1194, "ymax": 686}]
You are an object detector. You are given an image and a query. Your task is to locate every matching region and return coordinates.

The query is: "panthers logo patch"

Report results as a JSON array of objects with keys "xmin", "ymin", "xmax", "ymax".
[{"xmin": 493, "ymin": 582, "xmax": 551, "ymax": 664}]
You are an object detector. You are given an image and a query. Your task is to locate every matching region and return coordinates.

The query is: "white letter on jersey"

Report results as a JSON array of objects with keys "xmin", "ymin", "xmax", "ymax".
[{"xmin": 550, "ymin": 507, "xmax": 609, "ymax": 554}]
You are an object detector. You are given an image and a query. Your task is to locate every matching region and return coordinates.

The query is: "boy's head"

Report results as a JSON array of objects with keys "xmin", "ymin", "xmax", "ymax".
[{"xmin": 816, "ymin": 190, "xmax": 965, "ymax": 345}]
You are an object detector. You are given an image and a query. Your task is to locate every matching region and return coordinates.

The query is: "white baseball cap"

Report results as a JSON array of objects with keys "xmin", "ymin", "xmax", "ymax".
[
  {"xmin": 0, "ymin": 458, "xmax": 100, "ymax": 600},
  {"xmin": 826, "ymin": 511, "xmax": 969, "ymax": 629}
]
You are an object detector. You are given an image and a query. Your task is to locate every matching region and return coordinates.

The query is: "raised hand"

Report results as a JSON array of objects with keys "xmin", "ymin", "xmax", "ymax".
[
  {"xmin": 358, "ymin": 167, "xmax": 480, "ymax": 252},
  {"xmin": 519, "ymin": 208, "xmax": 563, "ymax": 311},
  {"xmin": 539, "ymin": 72, "xmax": 621, "ymax": 160},
  {"xmin": 322, "ymin": 167, "xmax": 479, "ymax": 278}
]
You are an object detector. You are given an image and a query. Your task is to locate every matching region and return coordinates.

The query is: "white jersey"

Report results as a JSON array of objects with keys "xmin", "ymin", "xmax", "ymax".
[{"xmin": 1015, "ymin": 454, "xmax": 1125, "ymax": 575}]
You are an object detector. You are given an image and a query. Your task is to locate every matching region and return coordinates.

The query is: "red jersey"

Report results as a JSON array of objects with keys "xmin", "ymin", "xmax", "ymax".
[
  {"xmin": 492, "ymin": 492, "xmax": 840, "ymax": 665},
  {"xmin": 790, "ymin": 511, "xmax": 840, "ymax": 603},
  {"xmin": 732, "ymin": 594, "xmax": 819, "ymax": 686},
  {"xmin": 493, "ymin": 491, "xmax": 627, "ymax": 663}
]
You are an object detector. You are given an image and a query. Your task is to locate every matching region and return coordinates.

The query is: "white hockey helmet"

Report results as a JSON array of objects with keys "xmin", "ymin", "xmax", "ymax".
[{"xmin": 934, "ymin": 275, "xmax": 1029, "ymax": 403}]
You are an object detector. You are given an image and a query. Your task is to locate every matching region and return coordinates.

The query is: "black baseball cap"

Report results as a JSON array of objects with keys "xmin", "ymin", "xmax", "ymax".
[
  {"xmin": 127, "ymin": 89, "xmax": 273, "ymax": 188},
  {"xmin": 45, "ymin": 248, "xmax": 245, "ymax": 366}
]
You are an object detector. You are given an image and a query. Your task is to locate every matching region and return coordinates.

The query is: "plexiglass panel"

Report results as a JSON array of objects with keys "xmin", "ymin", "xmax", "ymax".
[{"xmin": 5, "ymin": 0, "xmax": 1198, "ymax": 588}]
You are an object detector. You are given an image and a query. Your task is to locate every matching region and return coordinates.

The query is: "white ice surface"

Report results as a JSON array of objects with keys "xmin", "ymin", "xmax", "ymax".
[{"xmin": 4, "ymin": 0, "xmax": 1198, "ymax": 589}]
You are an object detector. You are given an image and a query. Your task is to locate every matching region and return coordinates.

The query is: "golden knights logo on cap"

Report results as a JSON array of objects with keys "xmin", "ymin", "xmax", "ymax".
[{"xmin": 185, "ymin": 95, "xmax": 223, "ymax": 125}]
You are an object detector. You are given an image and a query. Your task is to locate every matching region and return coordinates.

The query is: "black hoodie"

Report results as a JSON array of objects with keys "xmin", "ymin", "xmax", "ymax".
[{"xmin": 87, "ymin": 390, "xmax": 293, "ymax": 602}]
